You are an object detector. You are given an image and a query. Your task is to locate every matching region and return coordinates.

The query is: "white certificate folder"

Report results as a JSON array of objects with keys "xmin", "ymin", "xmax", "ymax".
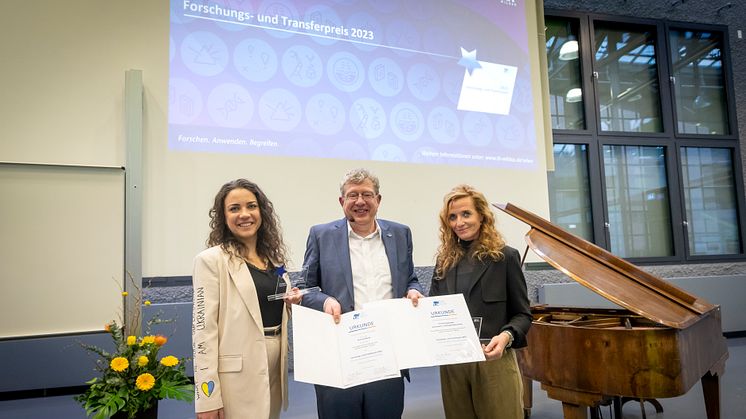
[{"xmin": 292, "ymin": 294, "xmax": 485, "ymax": 388}]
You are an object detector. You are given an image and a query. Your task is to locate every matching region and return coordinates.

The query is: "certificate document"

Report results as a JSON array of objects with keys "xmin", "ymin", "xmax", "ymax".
[
  {"xmin": 292, "ymin": 304, "xmax": 401, "ymax": 389},
  {"xmin": 365, "ymin": 294, "xmax": 485, "ymax": 369}
]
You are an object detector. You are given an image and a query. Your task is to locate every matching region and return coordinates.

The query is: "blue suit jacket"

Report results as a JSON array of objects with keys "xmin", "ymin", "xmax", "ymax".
[{"xmin": 301, "ymin": 218, "xmax": 422, "ymax": 313}]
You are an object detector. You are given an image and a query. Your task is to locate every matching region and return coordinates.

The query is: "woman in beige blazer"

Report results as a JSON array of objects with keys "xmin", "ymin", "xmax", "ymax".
[{"xmin": 193, "ymin": 179, "xmax": 302, "ymax": 419}]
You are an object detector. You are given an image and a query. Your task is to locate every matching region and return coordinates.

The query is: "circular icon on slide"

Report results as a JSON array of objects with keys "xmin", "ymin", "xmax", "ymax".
[
  {"xmin": 494, "ymin": 114, "xmax": 525, "ymax": 149},
  {"xmin": 442, "ymin": 68, "xmax": 463, "ymax": 106},
  {"xmin": 169, "ymin": 77, "xmax": 203, "ymax": 125},
  {"xmin": 304, "ymin": 5, "xmax": 343, "ymax": 46},
  {"xmin": 306, "ymin": 93, "xmax": 346, "ymax": 136},
  {"xmin": 181, "ymin": 31, "xmax": 229, "ymax": 77},
  {"xmin": 407, "ymin": 63, "xmax": 440, "ymax": 102},
  {"xmin": 207, "ymin": 83, "xmax": 254, "ymax": 128},
  {"xmin": 427, "ymin": 106, "xmax": 460, "ymax": 144},
  {"xmin": 385, "ymin": 19, "xmax": 420, "ymax": 58},
  {"xmin": 350, "ymin": 97, "xmax": 386, "ymax": 140},
  {"xmin": 258, "ymin": 1, "xmax": 299, "ymax": 39},
  {"xmin": 390, "ymin": 102, "xmax": 424, "ymax": 142},
  {"xmin": 234, "ymin": 38, "xmax": 278, "ymax": 83},
  {"xmin": 258, "ymin": 88, "xmax": 302, "ymax": 131},
  {"xmin": 371, "ymin": 143, "xmax": 407, "ymax": 162},
  {"xmin": 327, "ymin": 51, "xmax": 365, "ymax": 93},
  {"xmin": 368, "ymin": 57, "xmax": 403, "ymax": 97},
  {"xmin": 462, "ymin": 112, "xmax": 494, "ymax": 147},
  {"xmin": 282, "ymin": 45, "xmax": 323, "ymax": 87}
]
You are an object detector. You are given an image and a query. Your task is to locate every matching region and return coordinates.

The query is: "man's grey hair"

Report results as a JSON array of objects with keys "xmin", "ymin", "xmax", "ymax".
[{"xmin": 339, "ymin": 168, "xmax": 380, "ymax": 196}]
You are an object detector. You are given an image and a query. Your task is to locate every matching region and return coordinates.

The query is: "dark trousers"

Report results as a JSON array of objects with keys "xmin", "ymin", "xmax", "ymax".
[{"xmin": 315, "ymin": 376, "xmax": 405, "ymax": 419}]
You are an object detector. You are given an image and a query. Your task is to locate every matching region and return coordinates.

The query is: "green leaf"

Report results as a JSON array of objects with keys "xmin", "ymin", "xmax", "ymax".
[{"xmin": 158, "ymin": 382, "xmax": 195, "ymax": 401}]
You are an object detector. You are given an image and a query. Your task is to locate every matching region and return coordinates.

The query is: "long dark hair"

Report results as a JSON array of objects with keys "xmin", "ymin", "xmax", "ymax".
[{"xmin": 206, "ymin": 179, "xmax": 287, "ymax": 265}]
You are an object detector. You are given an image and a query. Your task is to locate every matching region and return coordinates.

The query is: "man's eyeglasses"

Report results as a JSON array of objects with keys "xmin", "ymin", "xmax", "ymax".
[{"xmin": 344, "ymin": 192, "xmax": 377, "ymax": 201}]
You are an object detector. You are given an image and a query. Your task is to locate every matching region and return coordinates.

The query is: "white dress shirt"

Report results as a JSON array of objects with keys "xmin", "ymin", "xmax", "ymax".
[{"xmin": 348, "ymin": 221, "xmax": 393, "ymax": 310}]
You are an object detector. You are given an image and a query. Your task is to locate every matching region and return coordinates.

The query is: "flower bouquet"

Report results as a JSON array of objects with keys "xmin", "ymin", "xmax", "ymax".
[{"xmin": 75, "ymin": 317, "xmax": 193, "ymax": 418}]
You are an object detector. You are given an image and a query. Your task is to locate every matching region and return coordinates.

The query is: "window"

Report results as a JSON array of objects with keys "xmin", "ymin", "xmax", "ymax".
[
  {"xmin": 548, "ymin": 144, "xmax": 593, "ymax": 241},
  {"xmin": 546, "ymin": 17, "xmax": 585, "ymax": 130},
  {"xmin": 604, "ymin": 145, "xmax": 672, "ymax": 257},
  {"xmin": 545, "ymin": 12, "xmax": 743, "ymax": 262},
  {"xmin": 681, "ymin": 147, "xmax": 740, "ymax": 255},
  {"xmin": 594, "ymin": 22, "xmax": 663, "ymax": 133},
  {"xmin": 669, "ymin": 29, "xmax": 730, "ymax": 135}
]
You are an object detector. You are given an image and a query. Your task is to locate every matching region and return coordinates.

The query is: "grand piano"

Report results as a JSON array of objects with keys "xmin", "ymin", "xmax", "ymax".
[{"xmin": 495, "ymin": 203, "xmax": 729, "ymax": 419}]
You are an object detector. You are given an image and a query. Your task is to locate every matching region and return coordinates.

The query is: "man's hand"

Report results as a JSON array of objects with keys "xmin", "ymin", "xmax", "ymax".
[
  {"xmin": 482, "ymin": 331, "xmax": 512, "ymax": 360},
  {"xmin": 405, "ymin": 289, "xmax": 424, "ymax": 307},
  {"xmin": 282, "ymin": 287, "xmax": 303, "ymax": 306},
  {"xmin": 323, "ymin": 297, "xmax": 342, "ymax": 324}
]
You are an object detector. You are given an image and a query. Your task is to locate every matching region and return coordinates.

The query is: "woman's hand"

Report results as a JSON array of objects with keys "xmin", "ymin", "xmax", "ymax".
[
  {"xmin": 283, "ymin": 287, "xmax": 303, "ymax": 306},
  {"xmin": 197, "ymin": 408, "xmax": 224, "ymax": 419},
  {"xmin": 482, "ymin": 331, "xmax": 512, "ymax": 360}
]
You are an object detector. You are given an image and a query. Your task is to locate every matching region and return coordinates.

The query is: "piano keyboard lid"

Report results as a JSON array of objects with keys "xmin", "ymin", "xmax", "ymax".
[{"xmin": 494, "ymin": 202, "xmax": 717, "ymax": 329}]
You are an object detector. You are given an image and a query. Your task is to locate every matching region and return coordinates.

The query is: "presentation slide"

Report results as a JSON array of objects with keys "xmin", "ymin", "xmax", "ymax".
[{"xmin": 169, "ymin": 0, "xmax": 537, "ymax": 169}]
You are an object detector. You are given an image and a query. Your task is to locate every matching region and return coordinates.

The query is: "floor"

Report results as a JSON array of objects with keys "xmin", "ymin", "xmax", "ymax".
[{"xmin": 1, "ymin": 337, "xmax": 744, "ymax": 419}]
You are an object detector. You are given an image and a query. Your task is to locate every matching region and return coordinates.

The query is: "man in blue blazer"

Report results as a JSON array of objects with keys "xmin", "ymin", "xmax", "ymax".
[{"xmin": 302, "ymin": 168, "xmax": 423, "ymax": 419}]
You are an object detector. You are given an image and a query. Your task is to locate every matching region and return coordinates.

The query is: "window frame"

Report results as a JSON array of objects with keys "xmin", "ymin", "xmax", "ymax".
[{"xmin": 545, "ymin": 10, "xmax": 746, "ymax": 263}]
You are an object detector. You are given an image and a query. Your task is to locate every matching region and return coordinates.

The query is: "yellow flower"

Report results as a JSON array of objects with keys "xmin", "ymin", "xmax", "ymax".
[
  {"xmin": 160, "ymin": 355, "xmax": 179, "ymax": 367},
  {"xmin": 110, "ymin": 357, "xmax": 129, "ymax": 372},
  {"xmin": 144, "ymin": 300, "xmax": 151, "ymax": 306},
  {"xmin": 137, "ymin": 356, "xmax": 149, "ymax": 367},
  {"xmin": 135, "ymin": 373, "xmax": 155, "ymax": 391},
  {"xmin": 140, "ymin": 335, "xmax": 156, "ymax": 345},
  {"xmin": 121, "ymin": 291, "xmax": 128, "ymax": 297},
  {"xmin": 126, "ymin": 335, "xmax": 137, "ymax": 346}
]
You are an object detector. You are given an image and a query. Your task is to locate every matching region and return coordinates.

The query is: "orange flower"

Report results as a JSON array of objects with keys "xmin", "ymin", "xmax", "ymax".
[
  {"xmin": 154, "ymin": 335, "xmax": 168, "ymax": 346},
  {"xmin": 110, "ymin": 357, "xmax": 129, "ymax": 372},
  {"xmin": 104, "ymin": 323, "xmax": 111, "ymax": 332},
  {"xmin": 135, "ymin": 373, "xmax": 155, "ymax": 391},
  {"xmin": 160, "ymin": 355, "xmax": 179, "ymax": 367},
  {"xmin": 140, "ymin": 335, "xmax": 156, "ymax": 345}
]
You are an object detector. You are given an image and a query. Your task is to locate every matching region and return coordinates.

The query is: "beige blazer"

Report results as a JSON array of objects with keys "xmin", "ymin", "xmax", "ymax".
[{"xmin": 192, "ymin": 245, "xmax": 290, "ymax": 417}]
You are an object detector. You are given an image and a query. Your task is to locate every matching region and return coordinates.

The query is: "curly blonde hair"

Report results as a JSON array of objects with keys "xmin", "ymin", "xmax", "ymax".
[{"xmin": 434, "ymin": 185, "xmax": 505, "ymax": 278}]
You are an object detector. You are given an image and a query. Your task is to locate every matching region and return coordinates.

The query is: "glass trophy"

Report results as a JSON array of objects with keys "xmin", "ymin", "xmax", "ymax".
[
  {"xmin": 473, "ymin": 316, "xmax": 490, "ymax": 344},
  {"xmin": 267, "ymin": 265, "xmax": 321, "ymax": 301}
]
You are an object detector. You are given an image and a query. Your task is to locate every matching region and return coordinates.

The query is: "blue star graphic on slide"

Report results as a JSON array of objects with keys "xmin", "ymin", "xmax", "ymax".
[{"xmin": 458, "ymin": 47, "xmax": 481, "ymax": 75}]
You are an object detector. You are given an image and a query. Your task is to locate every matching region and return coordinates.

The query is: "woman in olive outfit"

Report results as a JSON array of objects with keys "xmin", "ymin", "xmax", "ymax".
[{"xmin": 429, "ymin": 185, "xmax": 532, "ymax": 419}]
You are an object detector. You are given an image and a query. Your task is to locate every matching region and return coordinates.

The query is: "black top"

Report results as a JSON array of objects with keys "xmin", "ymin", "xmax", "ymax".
[
  {"xmin": 247, "ymin": 263, "xmax": 283, "ymax": 328},
  {"xmin": 454, "ymin": 241, "xmax": 479, "ymax": 296}
]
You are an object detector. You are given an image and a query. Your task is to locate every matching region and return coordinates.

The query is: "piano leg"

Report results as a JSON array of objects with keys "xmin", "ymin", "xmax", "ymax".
[
  {"xmin": 701, "ymin": 372, "xmax": 721, "ymax": 419},
  {"xmin": 522, "ymin": 376, "xmax": 533, "ymax": 418},
  {"xmin": 561, "ymin": 402, "xmax": 589, "ymax": 419},
  {"xmin": 542, "ymin": 384, "xmax": 610, "ymax": 419}
]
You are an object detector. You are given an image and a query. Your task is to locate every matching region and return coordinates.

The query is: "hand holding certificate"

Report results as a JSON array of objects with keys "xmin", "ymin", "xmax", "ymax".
[
  {"xmin": 292, "ymin": 305, "xmax": 400, "ymax": 389},
  {"xmin": 292, "ymin": 294, "xmax": 484, "ymax": 388}
]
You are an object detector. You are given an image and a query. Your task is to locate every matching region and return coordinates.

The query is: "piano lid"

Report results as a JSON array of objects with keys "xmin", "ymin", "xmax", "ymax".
[{"xmin": 495, "ymin": 202, "xmax": 716, "ymax": 329}]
